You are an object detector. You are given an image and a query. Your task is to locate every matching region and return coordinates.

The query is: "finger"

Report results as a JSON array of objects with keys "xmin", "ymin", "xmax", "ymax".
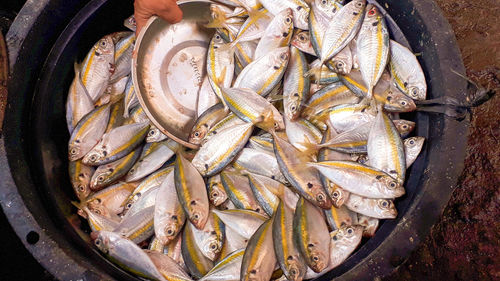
[
  {"xmin": 156, "ymin": 0, "xmax": 183, "ymax": 24},
  {"xmin": 134, "ymin": 2, "xmax": 150, "ymax": 36}
]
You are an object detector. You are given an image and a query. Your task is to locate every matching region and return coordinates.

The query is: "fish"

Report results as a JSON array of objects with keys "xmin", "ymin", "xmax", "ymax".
[
  {"xmin": 110, "ymin": 32, "xmax": 135, "ymax": 82},
  {"xmin": 146, "ymin": 250, "xmax": 193, "ymax": 281},
  {"xmin": 253, "ymin": 8, "xmax": 294, "ymax": 60},
  {"xmin": 259, "ymin": 0, "xmax": 310, "ymax": 30},
  {"xmin": 69, "ymin": 160, "xmax": 94, "ymax": 201},
  {"xmin": 80, "ymin": 35, "xmax": 115, "ymax": 102},
  {"xmin": 293, "ymin": 197, "xmax": 330, "ymax": 273},
  {"xmin": 345, "ymin": 194, "xmax": 397, "ymax": 219},
  {"xmin": 357, "ymin": 214, "xmax": 379, "ymax": 237},
  {"xmin": 312, "ymin": 103, "xmax": 376, "ymax": 133},
  {"xmin": 189, "ymin": 103, "xmax": 227, "ymax": 145},
  {"xmin": 220, "ymin": 171, "xmax": 265, "ymax": 215},
  {"xmin": 304, "ymin": 225, "xmax": 363, "ymax": 279},
  {"xmin": 393, "ymin": 119, "xmax": 416, "ymax": 138},
  {"xmin": 228, "ymin": 9, "xmax": 273, "ymax": 47},
  {"xmin": 283, "ymin": 46, "xmax": 310, "ymax": 120},
  {"xmin": 174, "ymin": 153, "xmax": 210, "ymax": 229},
  {"xmin": 306, "ymin": 121, "xmax": 372, "ymax": 154},
  {"xmin": 200, "ymin": 249, "xmax": 244, "ymax": 281},
  {"xmin": 273, "ymin": 201, "xmax": 306, "ymax": 281},
  {"xmin": 367, "ymin": 109, "xmax": 406, "ymax": 183},
  {"xmin": 203, "ymin": 113, "xmax": 246, "ymax": 144},
  {"xmin": 154, "ymin": 171, "xmax": 186, "ymax": 245},
  {"xmin": 182, "ymin": 221, "xmax": 215, "ymax": 279},
  {"xmin": 240, "ymin": 218, "xmax": 277, "ymax": 281},
  {"xmin": 404, "ymin": 136, "xmax": 425, "ymax": 167},
  {"xmin": 122, "ymin": 185, "xmax": 159, "ymax": 219},
  {"xmin": 272, "ymin": 132, "xmax": 332, "ymax": 209},
  {"xmin": 247, "ymin": 135, "xmax": 274, "ymax": 154},
  {"xmin": 233, "ymin": 47, "xmax": 290, "ymax": 98},
  {"xmin": 309, "ymin": 0, "xmax": 343, "ymax": 57},
  {"xmin": 104, "ymin": 96, "xmax": 126, "ymax": 133},
  {"xmin": 192, "ymin": 122, "xmax": 254, "ymax": 176},
  {"xmin": 234, "ymin": 40, "xmax": 258, "ymax": 69},
  {"xmin": 212, "ymin": 209, "xmax": 267, "ymax": 239},
  {"xmin": 323, "ymin": 205, "xmax": 358, "ymax": 231},
  {"xmin": 355, "ymin": 4, "xmax": 390, "ymax": 99},
  {"xmin": 66, "ymin": 62, "xmax": 94, "ymax": 134},
  {"xmin": 90, "ymin": 146, "xmax": 142, "ymax": 191},
  {"xmin": 207, "ymin": 32, "xmax": 235, "ymax": 107},
  {"xmin": 301, "ymin": 81, "xmax": 360, "ymax": 120},
  {"xmin": 191, "ymin": 209, "xmax": 225, "ymax": 261},
  {"xmin": 207, "ymin": 175, "xmax": 228, "ymax": 206},
  {"xmin": 389, "ymin": 40, "xmax": 427, "ymax": 100},
  {"xmin": 68, "ymin": 104, "xmax": 110, "ymax": 161},
  {"xmin": 307, "ymin": 161, "xmax": 405, "ymax": 198},
  {"xmin": 316, "ymin": 0, "xmax": 365, "ymax": 76},
  {"xmin": 92, "ymin": 231, "xmax": 167, "ymax": 281},
  {"xmin": 126, "ymin": 140, "xmax": 177, "ymax": 182},
  {"xmin": 77, "ymin": 205, "xmax": 119, "ymax": 232},
  {"xmin": 85, "ymin": 181, "xmax": 136, "ymax": 218},
  {"xmin": 83, "ymin": 121, "xmax": 150, "ymax": 166}
]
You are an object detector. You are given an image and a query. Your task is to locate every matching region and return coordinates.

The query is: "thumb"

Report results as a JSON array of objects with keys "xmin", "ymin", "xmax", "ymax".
[{"xmin": 156, "ymin": 0, "xmax": 183, "ymax": 25}]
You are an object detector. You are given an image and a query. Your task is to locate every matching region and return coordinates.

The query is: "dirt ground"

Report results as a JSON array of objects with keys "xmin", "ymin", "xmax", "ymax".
[
  {"xmin": 388, "ymin": 0, "xmax": 500, "ymax": 280},
  {"xmin": 0, "ymin": 0, "xmax": 499, "ymax": 280}
]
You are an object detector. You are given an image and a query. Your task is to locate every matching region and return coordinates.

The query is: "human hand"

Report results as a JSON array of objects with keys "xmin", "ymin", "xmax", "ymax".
[{"xmin": 134, "ymin": 0, "xmax": 183, "ymax": 35}]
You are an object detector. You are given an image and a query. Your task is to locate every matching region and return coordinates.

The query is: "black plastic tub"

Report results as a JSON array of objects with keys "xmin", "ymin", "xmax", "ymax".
[{"xmin": 1, "ymin": 0, "xmax": 469, "ymax": 280}]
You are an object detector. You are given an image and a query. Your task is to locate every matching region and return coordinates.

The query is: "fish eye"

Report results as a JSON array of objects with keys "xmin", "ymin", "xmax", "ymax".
[
  {"xmin": 321, "ymin": 0, "xmax": 327, "ymax": 5},
  {"xmin": 100, "ymin": 40, "xmax": 107, "ymax": 47},
  {"xmin": 336, "ymin": 61, "xmax": 344, "ymax": 68},
  {"xmin": 94, "ymin": 209, "xmax": 101, "ymax": 215},
  {"xmin": 400, "ymin": 100, "xmax": 407, "ymax": 106},
  {"xmin": 347, "ymin": 227, "xmax": 354, "ymax": 234},
  {"xmin": 148, "ymin": 130, "xmax": 155, "ymax": 136},
  {"xmin": 290, "ymin": 268, "xmax": 297, "ymax": 275},
  {"xmin": 317, "ymin": 193, "xmax": 325, "ymax": 201},
  {"xmin": 409, "ymin": 140, "xmax": 415, "ymax": 145},
  {"xmin": 194, "ymin": 132, "xmax": 200, "ymax": 137},
  {"xmin": 210, "ymin": 242, "xmax": 218, "ymax": 250},
  {"xmin": 402, "ymin": 124, "xmax": 408, "ymax": 129},
  {"xmin": 90, "ymin": 155, "xmax": 97, "ymax": 161},
  {"xmin": 356, "ymin": 2, "xmax": 363, "ymax": 8},
  {"xmin": 215, "ymin": 34, "xmax": 221, "ymax": 40},
  {"xmin": 332, "ymin": 191, "xmax": 339, "ymax": 198},
  {"xmin": 70, "ymin": 148, "xmax": 78, "ymax": 155},
  {"xmin": 298, "ymin": 34, "xmax": 306, "ymax": 41},
  {"xmin": 312, "ymin": 256, "xmax": 319, "ymax": 261},
  {"xmin": 78, "ymin": 185, "xmax": 85, "ymax": 192},
  {"xmin": 389, "ymin": 181, "xmax": 397, "ymax": 188},
  {"xmin": 211, "ymin": 192, "xmax": 218, "ymax": 197},
  {"xmin": 97, "ymin": 175, "xmax": 105, "ymax": 182},
  {"xmin": 280, "ymin": 53, "xmax": 288, "ymax": 60},
  {"xmin": 274, "ymin": 122, "xmax": 279, "ymax": 128},
  {"xmin": 290, "ymin": 105, "xmax": 296, "ymax": 111},
  {"xmin": 285, "ymin": 16, "xmax": 292, "ymax": 24},
  {"xmin": 126, "ymin": 203, "xmax": 133, "ymax": 209},
  {"xmin": 166, "ymin": 228, "xmax": 174, "ymax": 236},
  {"xmin": 381, "ymin": 200, "xmax": 389, "ymax": 208},
  {"xmin": 193, "ymin": 214, "xmax": 200, "ymax": 220},
  {"xmin": 94, "ymin": 239, "xmax": 101, "ymax": 246}
]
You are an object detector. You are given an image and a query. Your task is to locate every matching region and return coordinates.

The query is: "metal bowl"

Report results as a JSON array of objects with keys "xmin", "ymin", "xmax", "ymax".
[{"xmin": 132, "ymin": 0, "xmax": 214, "ymax": 149}]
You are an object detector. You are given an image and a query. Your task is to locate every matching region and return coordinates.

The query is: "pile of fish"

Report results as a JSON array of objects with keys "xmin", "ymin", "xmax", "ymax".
[{"xmin": 67, "ymin": 0, "xmax": 427, "ymax": 280}]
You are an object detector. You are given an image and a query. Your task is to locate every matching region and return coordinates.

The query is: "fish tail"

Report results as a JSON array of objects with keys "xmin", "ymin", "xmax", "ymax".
[
  {"xmin": 246, "ymin": 8, "xmax": 269, "ymax": 29},
  {"xmin": 299, "ymin": 137, "xmax": 322, "ymax": 157},
  {"xmin": 304, "ymin": 62, "xmax": 323, "ymax": 84}
]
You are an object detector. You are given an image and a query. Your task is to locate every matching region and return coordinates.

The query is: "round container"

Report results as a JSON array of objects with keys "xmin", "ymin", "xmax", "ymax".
[{"xmin": 1, "ymin": 0, "xmax": 469, "ymax": 280}]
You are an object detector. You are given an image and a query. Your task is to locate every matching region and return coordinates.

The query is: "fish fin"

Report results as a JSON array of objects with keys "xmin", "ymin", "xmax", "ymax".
[
  {"xmin": 299, "ymin": 135, "xmax": 322, "ymax": 158},
  {"xmin": 246, "ymin": 8, "xmax": 269, "ymax": 29},
  {"xmin": 256, "ymin": 108, "xmax": 275, "ymax": 131},
  {"xmin": 304, "ymin": 62, "xmax": 323, "ymax": 84},
  {"xmin": 267, "ymin": 93, "xmax": 284, "ymax": 102},
  {"xmin": 205, "ymin": 7, "xmax": 228, "ymax": 29}
]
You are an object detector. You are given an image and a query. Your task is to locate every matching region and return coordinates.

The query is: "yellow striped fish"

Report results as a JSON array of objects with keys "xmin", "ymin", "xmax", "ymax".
[
  {"xmin": 189, "ymin": 103, "xmax": 227, "ymax": 145},
  {"xmin": 220, "ymin": 171, "xmax": 266, "ymax": 215},
  {"xmin": 110, "ymin": 32, "xmax": 135, "ymax": 82},
  {"xmin": 293, "ymin": 198, "xmax": 330, "ymax": 273},
  {"xmin": 241, "ymin": 218, "xmax": 276, "ymax": 281},
  {"xmin": 355, "ymin": 4, "xmax": 390, "ymax": 99},
  {"xmin": 200, "ymin": 248, "xmax": 244, "ymax": 281},
  {"xmin": 273, "ymin": 201, "xmax": 306, "ymax": 281},
  {"xmin": 114, "ymin": 206, "xmax": 155, "ymax": 244},
  {"xmin": 69, "ymin": 160, "xmax": 94, "ymax": 201},
  {"xmin": 181, "ymin": 221, "xmax": 214, "ymax": 279},
  {"xmin": 174, "ymin": 153, "xmax": 210, "ymax": 229},
  {"xmin": 283, "ymin": 46, "xmax": 309, "ymax": 120},
  {"xmin": 247, "ymin": 172, "xmax": 279, "ymax": 216},
  {"xmin": 90, "ymin": 147, "xmax": 142, "ymax": 191}
]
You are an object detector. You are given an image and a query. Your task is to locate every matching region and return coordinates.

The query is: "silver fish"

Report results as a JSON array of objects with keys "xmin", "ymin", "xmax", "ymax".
[
  {"xmin": 90, "ymin": 147, "xmax": 142, "ymax": 191},
  {"xmin": 404, "ymin": 136, "xmax": 425, "ymax": 167},
  {"xmin": 233, "ymin": 148, "xmax": 287, "ymax": 184},
  {"xmin": 146, "ymin": 250, "xmax": 193, "ymax": 281},
  {"xmin": 259, "ymin": 0, "xmax": 310, "ymax": 30},
  {"xmin": 389, "ymin": 40, "xmax": 427, "ymax": 100},
  {"xmin": 212, "ymin": 209, "xmax": 267, "ymax": 239},
  {"xmin": 126, "ymin": 140, "xmax": 177, "ymax": 182},
  {"xmin": 114, "ymin": 206, "xmax": 155, "ymax": 244},
  {"xmin": 200, "ymin": 248, "xmax": 244, "ymax": 281},
  {"xmin": 66, "ymin": 62, "xmax": 94, "ymax": 134},
  {"xmin": 92, "ymin": 231, "xmax": 166, "ymax": 281},
  {"xmin": 345, "ymin": 194, "xmax": 397, "ymax": 219},
  {"xmin": 283, "ymin": 46, "xmax": 310, "ymax": 120},
  {"xmin": 110, "ymin": 32, "xmax": 135, "ymax": 82},
  {"xmin": 253, "ymin": 8, "xmax": 294, "ymax": 60}
]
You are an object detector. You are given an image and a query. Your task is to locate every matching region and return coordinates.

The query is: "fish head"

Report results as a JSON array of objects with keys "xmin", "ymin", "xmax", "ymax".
[
  {"xmin": 327, "ymin": 184, "xmax": 349, "ymax": 208},
  {"xmin": 90, "ymin": 168, "xmax": 113, "ymax": 190},
  {"xmin": 189, "ymin": 123, "xmax": 209, "ymax": 145},
  {"xmin": 94, "ymin": 36, "xmax": 114, "ymax": 56},
  {"xmin": 123, "ymin": 193, "xmax": 140, "ymax": 213},
  {"xmin": 284, "ymin": 94, "xmax": 301, "ymax": 120},
  {"xmin": 202, "ymin": 234, "xmax": 223, "ymax": 261},
  {"xmin": 87, "ymin": 202, "xmax": 112, "ymax": 218},
  {"xmin": 286, "ymin": 255, "xmax": 306, "ymax": 281},
  {"xmin": 331, "ymin": 225, "xmax": 363, "ymax": 247},
  {"xmin": 74, "ymin": 182, "xmax": 91, "ymax": 201},
  {"xmin": 315, "ymin": 0, "xmax": 341, "ymax": 17},
  {"xmin": 393, "ymin": 119, "xmax": 416, "ymax": 137},
  {"xmin": 83, "ymin": 149, "xmax": 105, "ymax": 165},
  {"xmin": 291, "ymin": 31, "xmax": 311, "ymax": 50},
  {"xmin": 293, "ymin": 4, "xmax": 310, "ymax": 30},
  {"xmin": 330, "ymin": 58, "xmax": 351, "ymax": 75},
  {"xmin": 208, "ymin": 179, "xmax": 228, "ymax": 206},
  {"xmin": 92, "ymin": 231, "xmax": 110, "ymax": 253},
  {"xmin": 275, "ymin": 8, "xmax": 294, "ymax": 38},
  {"xmin": 365, "ymin": 4, "xmax": 381, "ymax": 20},
  {"xmin": 377, "ymin": 199, "xmax": 398, "ymax": 218},
  {"xmin": 212, "ymin": 32, "xmax": 226, "ymax": 45},
  {"xmin": 384, "ymin": 87, "xmax": 416, "ymax": 112},
  {"xmin": 158, "ymin": 217, "xmax": 182, "ymax": 245},
  {"xmin": 407, "ymin": 85, "xmax": 426, "ymax": 100},
  {"xmin": 312, "ymin": 186, "xmax": 332, "ymax": 209},
  {"xmin": 68, "ymin": 142, "xmax": 85, "ymax": 161},
  {"xmin": 307, "ymin": 244, "xmax": 329, "ymax": 272},
  {"xmin": 405, "ymin": 136, "xmax": 425, "ymax": 151},
  {"xmin": 146, "ymin": 127, "xmax": 160, "ymax": 142},
  {"xmin": 272, "ymin": 47, "xmax": 290, "ymax": 70},
  {"xmin": 378, "ymin": 175, "xmax": 405, "ymax": 198},
  {"xmin": 189, "ymin": 204, "xmax": 209, "ymax": 229}
]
